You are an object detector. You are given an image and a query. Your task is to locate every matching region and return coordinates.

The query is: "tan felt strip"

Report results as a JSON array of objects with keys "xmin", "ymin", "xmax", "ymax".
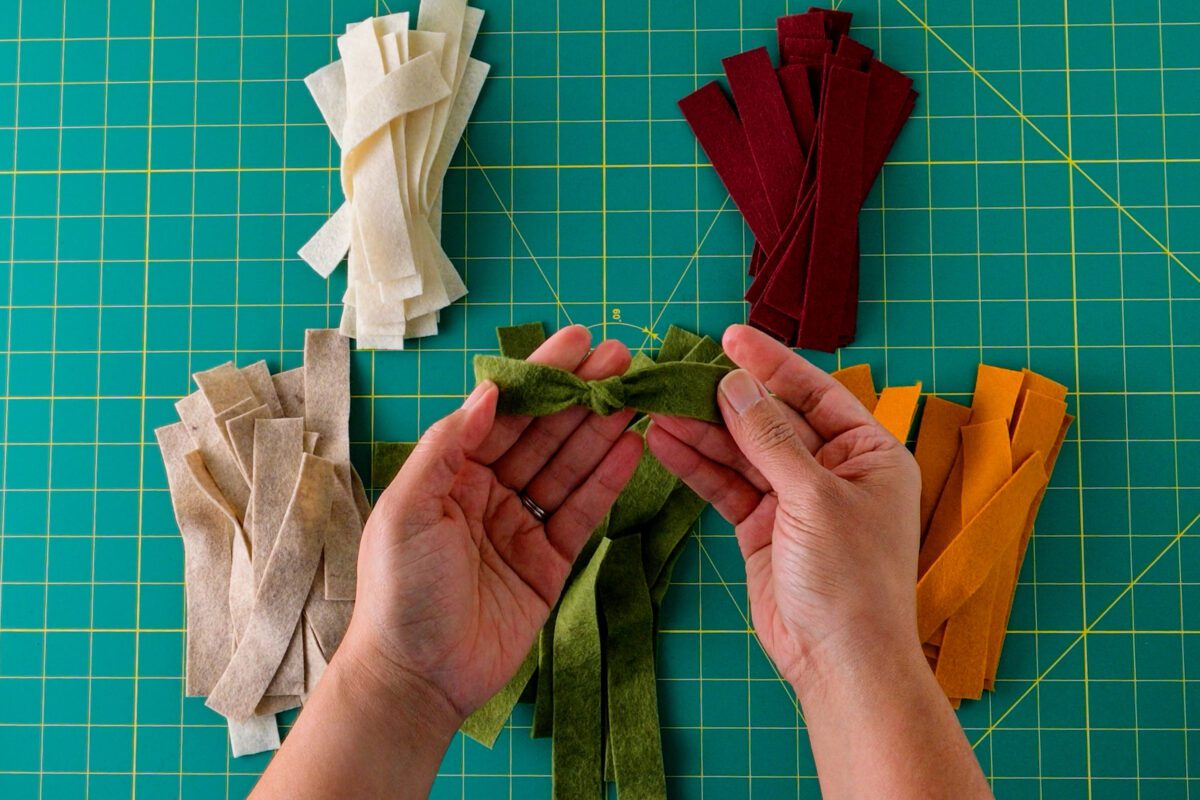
[
  {"xmin": 250, "ymin": 418, "xmax": 306, "ymax": 588},
  {"xmin": 303, "ymin": 329, "xmax": 351, "ymax": 464},
  {"xmin": 224, "ymin": 403, "xmax": 271, "ymax": 482},
  {"xmin": 213, "ymin": 397, "xmax": 259, "ymax": 451},
  {"xmin": 304, "ymin": 566, "xmax": 354, "ymax": 660},
  {"xmin": 256, "ymin": 695, "xmax": 301, "ymax": 716},
  {"xmin": 175, "ymin": 391, "xmax": 250, "ymax": 520},
  {"xmin": 302, "ymin": 619, "xmax": 329, "ymax": 699},
  {"xmin": 267, "ymin": 621, "xmax": 305, "ymax": 697},
  {"xmin": 303, "ymin": 431, "xmax": 320, "ymax": 455},
  {"xmin": 156, "ymin": 423, "xmax": 234, "ymax": 696},
  {"xmin": 206, "ymin": 454, "xmax": 334, "ymax": 721},
  {"xmin": 350, "ymin": 465, "xmax": 372, "ymax": 524},
  {"xmin": 322, "ymin": 475, "xmax": 362, "ymax": 600},
  {"xmin": 195, "ymin": 362, "xmax": 256, "ymax": 415},
  {"xmin": 240, "ymin": 361, "xmax": 284, "ymax": 417},
  {"xmin": 271, "ymin": 367, "xmax": 306, "ymax": 418}
]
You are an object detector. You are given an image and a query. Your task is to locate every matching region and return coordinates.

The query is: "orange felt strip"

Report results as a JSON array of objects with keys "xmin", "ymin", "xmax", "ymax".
[
  {"xmin": 831, "ymin": 363, "xmax": 878, "ymax": 412},
  {"xmin": 873, "ymin": 382, "xmax": 922, "ymax": 442},
  {"xmin": 919, "ymin": 459, "xmax": 963, "ymax": 576},
  {"xmin": 981, "ymin": 390, "xmax": 1071, "ymax": 684},
  {"xmin": 916, "ymin": 453, "xmax": 1047, "ymax": 642},
  {"xmin": 914, "ymin": 396, "xmax": 971, "ymax": 536},
  {"xmin": 969, "ymin": 364, "xmax": 1024, "ymax": 424},
  {"xmin": 935, "ymin": 575, "xmax": 996, "ymax": 701},
  {"xmin": 960, "ymin": 419, "xmax": 1012, "ymax": 521},
  {"xmin": 1012, "ymin": 368, "xmax": 1067, "ymax": 424},
  {"xmin": 935, "ymin": 417, "xmax": 1015, "ymax": 699}
]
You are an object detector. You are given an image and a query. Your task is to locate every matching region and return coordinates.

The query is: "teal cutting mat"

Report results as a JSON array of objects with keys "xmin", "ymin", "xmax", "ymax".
[{"xmin": 1, "ymin": 0, "xmax": 1199, "ymax": 796}]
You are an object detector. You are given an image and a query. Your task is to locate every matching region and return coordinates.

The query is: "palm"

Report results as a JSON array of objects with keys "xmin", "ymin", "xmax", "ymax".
[{"xmin": 355, "ymin": 326, "xmax": 642, "ymax": 717}]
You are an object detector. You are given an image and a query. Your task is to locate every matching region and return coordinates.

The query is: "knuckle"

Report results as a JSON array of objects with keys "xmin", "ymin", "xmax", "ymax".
[{"xmin": 743, "ymin": 405, "xmax": 796, "ymax": 455}]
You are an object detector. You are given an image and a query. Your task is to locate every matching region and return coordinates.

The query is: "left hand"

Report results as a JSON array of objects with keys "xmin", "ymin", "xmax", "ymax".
[{"xmin": 342, "ymin": 326, "xmax": 643, "ymax": 723}]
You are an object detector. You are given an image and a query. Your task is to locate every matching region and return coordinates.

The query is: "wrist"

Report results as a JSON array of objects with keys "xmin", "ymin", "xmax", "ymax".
[
  {"xmin": 789, "ymin": 617, "xmax": 927, "ymax": 707},
  {"xmin": 332, "ymin": 624, "xmax": 464, "ymax": 744}
]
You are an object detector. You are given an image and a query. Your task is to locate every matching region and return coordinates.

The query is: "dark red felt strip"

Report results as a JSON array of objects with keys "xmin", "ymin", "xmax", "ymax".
[
  {"xmin": 778, "ymin": 65, "xmax": 817, "ymax": 153},
  {"xmin": 861, "ymin": 59, "xmax": 916, "ymax": 200},
  {"xmin": 808, "ymin": 6, "xmax": 852, "ymax": 41},
  {"xmin": 781, "ymin": 36, "xmax": 831, "ymax": 66},
  {"xmin": 753, "ymin": 190, "xmax": 817, "ymax": 341},
  {"xmin": 796, "ymin": 60, "xmax": 869, "ymax": 352},
  {"xmin": 748, "ymin": 242, "xmax": 766, "ymax": 277},
  {"xmin": 722, "ymin": 47, "xmax": 806, "ymax": 232},
  {"xmin": 678, "ymin": 81, "xmax": 779, "ymax": 248},
  {"xmin": 776, "ymin": 11, "xmax": 826, "ymax": 58},
  {"xmin": 834, "ymin": 35, "xmax": 873, "ymax": 67}
]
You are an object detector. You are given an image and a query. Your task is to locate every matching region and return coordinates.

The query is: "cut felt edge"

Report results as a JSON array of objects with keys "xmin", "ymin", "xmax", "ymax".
[{"xmin": 872, "ymin": 382, "xmax": 921, "ymax": 443}]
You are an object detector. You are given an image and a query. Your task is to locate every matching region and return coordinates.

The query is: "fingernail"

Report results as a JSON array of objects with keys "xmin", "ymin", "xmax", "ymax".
[
  {"xmin": 720, "ymin": 369, "xmax": 768, "ymax": 414},
  {"xmin": 462, "ymin": 381, "xmax": 491, "ymax": 409}
]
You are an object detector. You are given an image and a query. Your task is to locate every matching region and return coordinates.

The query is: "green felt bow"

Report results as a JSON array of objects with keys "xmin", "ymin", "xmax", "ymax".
[{"xmin": 473, "ymin": 355, "xmax": 731, "ymax": 422}]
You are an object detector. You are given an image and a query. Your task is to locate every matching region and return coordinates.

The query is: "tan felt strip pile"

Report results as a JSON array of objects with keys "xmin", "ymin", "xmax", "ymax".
[
  {"xmin": 832, "ymin": 363, "xmax": 1072, "ymax": 707},
  {"xmin": 298, "ymin": 2, "xmax": 491, "ymax": 348},
  {"xmin": 156, "ymin": 329, "xmax": 369, "ymax": 757}
]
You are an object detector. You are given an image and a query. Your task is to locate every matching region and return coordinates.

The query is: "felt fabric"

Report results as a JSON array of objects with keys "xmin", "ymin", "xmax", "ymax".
[
  {"xmin": 872, "ymin": 383, "xmax": 922, "ymax": 443},
  {"xmin": 228, "ymin": 713, "xmax": 281, "ymax": 759},
  {"xmin": 371, "ymin": 441, "xmax": 416, "ymax": 489},
  {"xmin": 272, "ymin": 368, "xmax": 306, "ymax": 418},
  {"xmin": 656, "ymin": 325, "xmax": 703, "ymax": 363},
  {"xmin": 723, "ymin": 47, "xmax": 806, "ymax": 229},
  {"xmin": 600, "ymin": 534, "xmax": 667, "ymax": 799},
  {"xmin": 175, "ymin": 391, "xmax": 251, "ymax": 519},
  {"xmin": 969, "ymin": 364, "xmax": 1025, "ymax": 424},
  {"xmin": 552, "ymin": 538, "xmax": 611, "ymax": 800},
  {"xmin": 796, "ymin": 62, "xmax": 869, "ymax": 351},
  {"xmin": 777, "ymin": 65, "xmax": 817, "ymax": 153},
  {"xmin": 473, "ymin": 355, "xmax": 731, "ymax": 422},
  {"xmin": 225, "ymin": 404, "xmax": 272, "ymax": 481},
  {"xmin": 914, "ymin": 396, "xmax": 971, "ymax": 535},
  {"xmin": 156, "ymin": 423, "xmax": 234, "ymax": 696},
  {"xmin": 207, "ymin": 454, "xmax": 334, "ymax": 721},
  {"xmin": 496, "ymin": 321, "xmax": 547, "ymax": 359},
  {"xmin": 460, "ymin": 646, "xmax": 537, "ymax": 747},
  {"xmin": 916, "ymin": 454, "xmax": 1047, "ymax": 642},
  {"xmin": 831, "ymin": 363, "xmax": 877, "ymax": 412}
]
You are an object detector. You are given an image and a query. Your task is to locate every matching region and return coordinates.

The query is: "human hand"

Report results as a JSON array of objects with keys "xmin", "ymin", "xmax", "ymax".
[
  {"xmin": 646, "ymin": 324, "xmax": 922, "ymax": 692},
  {"xmin": 342, "ymin": 326, "xmax": 643, "ymax": 726}
]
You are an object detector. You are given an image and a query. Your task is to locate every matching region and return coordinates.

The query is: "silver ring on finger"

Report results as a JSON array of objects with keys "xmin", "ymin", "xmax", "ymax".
[{"xmin": 520, "ymin": 492, "xmax": 549, "ymax": 523}]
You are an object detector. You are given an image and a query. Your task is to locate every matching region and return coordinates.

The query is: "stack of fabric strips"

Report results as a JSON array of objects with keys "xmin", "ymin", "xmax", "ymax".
[
  {"xmin": 156, "ymin": 330, "xmax": 369, "ymax": 756},
  {"xmin": 679, "ymin": 7, "xmax": 916, "ymax": 351},
  {"xmin": 298, "ymin": 3, "xmax": 489, "ymax": 349},
  {"xmin": 834, "ymin": 362, "xmax": 1073, "ymax": 706}
]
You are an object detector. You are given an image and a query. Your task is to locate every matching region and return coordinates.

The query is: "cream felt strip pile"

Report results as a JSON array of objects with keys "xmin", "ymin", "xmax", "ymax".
[
  {"xmin": 298, "ymin": 3, "xmax": 490, "ymax": 349},
  {"xmin": 155, "ymin": 329, "xmax": 369, "ymax": 757}
]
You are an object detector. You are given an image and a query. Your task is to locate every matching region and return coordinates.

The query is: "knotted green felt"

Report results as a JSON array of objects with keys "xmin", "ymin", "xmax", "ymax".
[
  {"xmin": 473, "ymin": 355, "xmax": 731, "ymax": 422},
  {"xmin": 600, "ymin": 534, "xmax": 668, "ymax": 799},
  {"xmin": 655, "ymin": 325, "xmax": 703, "ymax": 363},
  {"xmin": 552, "ymin": 537, "xmax": 611, "ymax": 800}
]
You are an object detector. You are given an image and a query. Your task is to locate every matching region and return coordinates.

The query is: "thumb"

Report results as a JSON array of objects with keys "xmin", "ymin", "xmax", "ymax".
[{"xmin": 717, "ymin": 369, "xmax": 818, "ymax": 491}]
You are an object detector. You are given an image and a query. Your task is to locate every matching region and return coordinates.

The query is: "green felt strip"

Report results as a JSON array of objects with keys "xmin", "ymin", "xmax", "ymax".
[
  {"xmin": 460, "ymin": 646, "xmax": 537, "ymax": 747},
  {"xmin": 656, "ymin": 325, "xmax": 703, "ymax": 363},
  {"xmin": 609, "ymin": 435, "xmax": 678, "ymax": 536},
  {"xmin": 710, "ymin": 352, "xmax": 736, "ymax": 369},
  {"xmin": 371, "ymin": 441, "xmax": 416, "ymax": 489},
  {"xmin": 552, "ymin": 537, "xmax": 612, "ymax": 800},
  {"xmin": 600, "ymin": 534, "xmax": 667, "ymax": 799},
  {"xmin": 641, "ymin": 484, "xmax": 708, "ymax": 589},
  {"xmin": 473, "ymin": 355, "xmax": 731, "ymax": 422},
  {"xmin": 682, "ymin": 335, "xmax": 722, "ymax": 364},
  {"xmin": 496, "ymin": 321, "xmax": 547, "ymax": 360},
  {"xmin": 628, "ymin": 351, "xmax": 656, "ymax": 372}
]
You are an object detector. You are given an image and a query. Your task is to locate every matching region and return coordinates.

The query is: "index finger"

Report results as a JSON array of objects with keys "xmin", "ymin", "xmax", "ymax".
[{"xmin": 721, "ymin": 324, "xmax": 880, "ymax": 443}]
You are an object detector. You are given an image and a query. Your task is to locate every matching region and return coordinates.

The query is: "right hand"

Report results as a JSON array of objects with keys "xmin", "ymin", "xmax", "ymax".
[{"xmin": 646, "ymin": 325, "xmax": 923, "ymax": 690}]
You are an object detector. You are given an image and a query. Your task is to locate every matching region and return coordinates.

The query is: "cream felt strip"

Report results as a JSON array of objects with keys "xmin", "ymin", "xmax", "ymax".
[
  {"xmin": 206, "ymin": 454, "xmax": 334, "ymax": 721},
  {"xmin": 340, "ymin": 52, "xmax": 449, "ymax": 160},
  {"xmin": 356, "ymin": 332, "xmax": 408, "ymax": 350},
  {"xmin": 398, "ymin": 30, "xmax": 447, "ymax": 206},
  {"xmin": 271, "ymin": 368, "xmax": 306, "ymax": 418},
  {"xmin": 304, "ymin": 568, "xmax": 354, "ymax": 660},
  {"xmin": 250, "ymin": 418, "xmax": 306, "ymax": 587},
  {"xmin": 228, "ymin": 713, "xmax": 280, "ymax": 758},
  {"xmin": 417, "ymin": 0, "xmax": 467, "ymax": 200},
  {"xmin": 156, "ymin": 423, "xmax": 234, "ymax": 696},
  {"xmin": 405, "ymin": 312, "xmax": 439, "ymax": 340},
  {"xmin": 240, "ymin": 361, "xmax": 284, "ymax": 418},
  {"xmin": 224, "ymin": 403, "xmax": 270, "ymax": 481},
  {"xmin": 322, "ymin": 476, "xmax": 362, "ymax": 600},
  {"xmin": 303, "ymin": 330, "xmax": 351, "ymax": 464},
  {"xmin": 337, "ymin": 22, "xmax": 416, "ymax": 286},
  {"xmin": 304, "ymin": 60, "xmax": 348, "ymax": 147},
  {"xmin": 420, "ymin": 6, "xmax": 482, "ymax": 208},
  {"xmin": 194, "ymin": 362, "xmax": 256, "ymax": 415},
  {"xmin": 298, "ymin": 201, "xmax": 352, "ymax": 278},
  {"xmin": 429, "ymin": 57, "xmax": 488, "ymax": 198},
  {"xmin": 339, "ymin": 302, "xmax": 358, "ymax": 339},
  {"xmin": 373, "ymin": 10, "xmax": 411, "ymax": 34},
  {"xmin": 175, "ymin": 392, "xmax": 250, "ymax": 520}
]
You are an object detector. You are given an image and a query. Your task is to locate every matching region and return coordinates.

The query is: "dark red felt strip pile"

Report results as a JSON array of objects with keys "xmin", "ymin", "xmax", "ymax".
[{"xmin": 678, "ymin": 7, "xmax": 916, "ymax": 351}]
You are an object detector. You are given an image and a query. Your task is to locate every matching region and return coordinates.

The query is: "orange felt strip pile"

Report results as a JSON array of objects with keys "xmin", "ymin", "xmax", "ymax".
[{"xmin": 832, "ymin": 363, "xmax": 1072, "ymax": 705}]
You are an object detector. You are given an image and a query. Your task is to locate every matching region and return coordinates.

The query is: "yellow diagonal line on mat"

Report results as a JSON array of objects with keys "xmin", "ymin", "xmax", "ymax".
[
  {"xmin": 971, "ymin": 509, "xmax": 1200, "ymax": 749},
  {"xmin": 462, "ymin": 140, "xmax": 574, "ymax": 325},
  {"xmin": 892, "ymin": 0, "xmax": 1200, "ymax": 289}
]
